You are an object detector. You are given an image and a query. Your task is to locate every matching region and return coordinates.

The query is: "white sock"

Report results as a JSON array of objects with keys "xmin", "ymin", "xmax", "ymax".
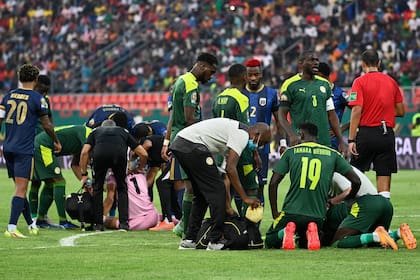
[
  {"xmin": 378, "ymin": 191, "xmax": 390, "ymax": 199},
  {"xmin": 372, "ymin": 232, "xmax": 380, "ymax": 242},
  {"xmin": 8, "ymin": 224, "xmax": 17, "ymax": 232},
  {"xmin": 29, "ymin": 221, "xmax": 37, "ymax": 228}
]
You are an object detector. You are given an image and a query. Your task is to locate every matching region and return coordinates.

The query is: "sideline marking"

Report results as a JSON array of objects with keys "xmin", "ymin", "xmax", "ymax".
[{"xmin": 59, "ymin": 230, "xmax": 116, "ymax": 247}]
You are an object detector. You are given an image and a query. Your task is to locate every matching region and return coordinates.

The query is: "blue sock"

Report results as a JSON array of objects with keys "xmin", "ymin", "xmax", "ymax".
[
  {"xmin": 9, "ymin": 196, "xmax": 25, "ymax": 225},
  {"xmin": 22, "ymin": 198, "xmax": 33, "ymax": 225},
  {"xmin": 177, "ymin": 188, "xmax": 184, "ymax": 209}
]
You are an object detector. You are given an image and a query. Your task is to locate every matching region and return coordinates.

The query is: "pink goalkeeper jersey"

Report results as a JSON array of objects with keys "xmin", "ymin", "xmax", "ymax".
[{"xmin": 126, "ymin": 173, "xmax": 158, "ymax": 229}]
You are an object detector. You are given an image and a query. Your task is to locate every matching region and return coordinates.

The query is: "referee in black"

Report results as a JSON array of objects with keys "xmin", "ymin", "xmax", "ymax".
[{"xmin": 80, "ymin": 114, "xmax": 148, "ymax": 231}]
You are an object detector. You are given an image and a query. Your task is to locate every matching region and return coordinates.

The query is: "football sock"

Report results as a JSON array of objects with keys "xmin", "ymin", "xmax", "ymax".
[
  {"xmin": 9, "ymin": 196, "xmax": 25, "ymax": 226},
  {"xmin": 156, "ymin": 177, "xmax": 173, "ymax": 221},
  {"xmin": 38, "ymin": 183, "xmax": 54, "ymax": 218},
  {"xmin": 362, "ymin": 233, "xmax": 376, "ymax": 243},
  {"xmin": 22, "ymin": 198, "xmax": 33, "ymax": 225},
  {"xmin": 53, "ymin": 181, "xmax": 67, "ymax": 222},
  {"xmin": 182, "ymin": 192, "xmax": 193, "ymax": 235},
  {"xmin": 389, "ymin": 229, "xmax": 400, "ymax": 241},
  {"xmin": 277, "ymin": 228, "xmax": 285, "ymax": 240},
  {"xmin": 28, "ymin": 180, "xmax": 42, "ymax": 219},
  {"xmin": 336, "ymin": 235, "xmax": 365, "ymax": 248}
]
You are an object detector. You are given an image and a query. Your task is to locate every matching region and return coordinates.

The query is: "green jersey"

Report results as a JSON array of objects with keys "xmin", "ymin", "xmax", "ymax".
[
  {"xmin": 273, "ymin": 142, "xmax": 351, "ymax": 219},
  {"xmin": 170, "ymin": 72, "xmax": 201, "ymax": 141},
  {"xmin": 35, "ymin": 125, "xmax": 92, "ymax": 156},
  {"xmin": 212, "ymin": 88, "xmax": 250, "ymax": 124},
  {"xmin": 280, "ymin": 74, "xmax": 332, "ymax": 146}
]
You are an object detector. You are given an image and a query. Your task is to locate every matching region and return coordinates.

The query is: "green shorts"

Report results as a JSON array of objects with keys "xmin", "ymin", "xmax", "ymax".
[
  {"xmin": 33, "ymin": 144, "xmax": 62, "ymax": 180},
  {"xmin": 339, "ymin": 195, "xmax": 393, "ymax": 232},
  {"xmin": 265, "ymin": 212, "xmax": 324, "ymax": 249}
]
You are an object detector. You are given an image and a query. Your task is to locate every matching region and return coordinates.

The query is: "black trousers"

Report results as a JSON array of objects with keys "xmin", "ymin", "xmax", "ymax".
[
  {"xmin": 172, "ymin": 140, "xmax": 226, "ymax": 243},
  {"xmin": 92, "ymin": 153, "xmax": 128, "ymax": 227}
]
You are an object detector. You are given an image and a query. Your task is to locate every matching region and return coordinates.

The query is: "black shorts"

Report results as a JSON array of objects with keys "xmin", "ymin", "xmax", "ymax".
[{"xmin": 350, "ymin": 126, "xmax": 397, "ymax": 176}]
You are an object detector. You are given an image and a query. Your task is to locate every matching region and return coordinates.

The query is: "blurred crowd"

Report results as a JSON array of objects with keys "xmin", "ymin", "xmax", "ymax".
[{"xmin": 0, "ymin": 0, "xmax": 419, "ymax": 94}]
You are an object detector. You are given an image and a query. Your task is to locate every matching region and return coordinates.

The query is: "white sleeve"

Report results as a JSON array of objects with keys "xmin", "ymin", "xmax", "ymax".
[
  {"xmin": 226, "ymin": 129, "xmax": 248, "ymax": 156},
  {"xmin": 326, "ymin": 97, "xmax": 335, "ymax": 111},
  {"xmin": 0, "ymin": 108, "xmax": 5, "ymax": 118},
  {"xmin": 332, "ymin": 172, "xmax": 350, "ymax": 193}
]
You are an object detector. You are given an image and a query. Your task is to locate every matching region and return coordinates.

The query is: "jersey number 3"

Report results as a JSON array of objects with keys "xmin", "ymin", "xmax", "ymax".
[{"xmin": 299, "ymin": 157, "xmax": 321, "ymax": 190}]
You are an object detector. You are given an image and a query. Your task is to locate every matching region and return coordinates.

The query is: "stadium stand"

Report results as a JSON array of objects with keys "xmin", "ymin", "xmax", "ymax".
[{"xmin": 0, "ymin": 0, "xmax": 418, "ymax": 101}]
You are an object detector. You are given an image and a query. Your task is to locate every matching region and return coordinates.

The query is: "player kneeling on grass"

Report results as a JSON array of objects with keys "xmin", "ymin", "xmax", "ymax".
[
  {"xmin": 325, "ymin": 166, "xmax": 416, "ymax": 250},
  {"xmin": 104, "ymin": 172, "xmax": 159, "ymax": 231},
  {"xmin": 265, "ymin": 122, "xmax": 361, "ymax": 250}
]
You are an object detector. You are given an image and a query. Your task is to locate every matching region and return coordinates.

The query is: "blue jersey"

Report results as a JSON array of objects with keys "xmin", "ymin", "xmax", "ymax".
[
  {"xmin": 86, "ymin": 104, "xmax": 134, "ymax": 131},
  {"xmin": 0, "ymin": 88, "xmax": 49, "ymax": 155},
  {"xmin": 131, "ymin": 120, "xmax": 167, "ymax": 137},
  {"xmin": 330, "ymin": 84, "xmax": 348, "ymax": 150},
  {"xmin": 242, "ymin": 85, "xmax": 279, "ymax": 153},
  {"xmin": 332, "ymin": 84, "xmax": 348, "ymax": 123}
]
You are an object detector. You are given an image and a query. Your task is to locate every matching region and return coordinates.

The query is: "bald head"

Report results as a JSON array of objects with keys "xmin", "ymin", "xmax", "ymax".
[{"xmin": 249, "ymin": 122, "xmax": 271, "ymax": 146}]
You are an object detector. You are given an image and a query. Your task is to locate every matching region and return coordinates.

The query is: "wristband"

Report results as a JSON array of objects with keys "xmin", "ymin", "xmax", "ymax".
[
  {"xmin": 279, "ymin": 139, "xmax": 287, "ymax": 147},
  {"xmin": 348, "ymin": 139, "xmax": 355, "ymax": 143},
  {"xmin": 163, "ymin": 139, "xmax": 170, "ymax": 146}
]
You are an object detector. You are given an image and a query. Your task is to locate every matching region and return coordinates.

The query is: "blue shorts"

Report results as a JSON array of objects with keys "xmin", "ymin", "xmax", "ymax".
[
  {"xmin": 4, "ymin": 152, "xmax": 34, "ymax": 179},
  {"xmin": 257, "ymin": 151, "xmax": 269, "ymax": 186}
]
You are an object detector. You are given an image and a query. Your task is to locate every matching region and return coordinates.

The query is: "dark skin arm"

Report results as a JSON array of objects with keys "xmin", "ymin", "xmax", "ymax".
[
  {"xmin": 268, "ymin": 171, "xmax": 285, "ymax": 219},
  {"xmin": 343, "ymin": 168, "xmax": 361, "ymax": 200},
  {"xmin": 40, "ymin": 115, "xmax": 61, "ymax": 153},
  {"xmin": 226, "ymin": 149, "xmax": 260, "ymax": 209},
  {"xmin": 328, "ymin": 110, "xmax": 347, "ymax": 155},
  {"xmin": 395, "ymin": 102, "xmax": 405, "ymax": 117},
  {"xmin": 278, "ymin": 107, "xmax": 300, "ymax": 146}
]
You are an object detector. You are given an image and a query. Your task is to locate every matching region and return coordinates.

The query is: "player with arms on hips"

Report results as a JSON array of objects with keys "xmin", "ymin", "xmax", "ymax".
[
  {"xmin": 0, "ymin": 64, "xmax": 61, "ymax": 238},
  {"xmin": 242, "ymin": 58, "xmax": 287, "ymax": 205}
]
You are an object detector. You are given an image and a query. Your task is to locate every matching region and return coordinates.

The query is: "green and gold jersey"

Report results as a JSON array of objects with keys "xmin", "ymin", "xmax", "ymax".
[
  {"xmin": 35, "ymin": 125, "xmax": 92, "ymax": 156},
  {"xmin": 170, "ymin": 72, "xmax": 201, "ymax": 141},
  {"xmin": 212, "ymin": 88, "xmax": 250, "ymax": 124},
  {"xmin": 280, "ymin": 74, "xmax": 332, "ymax": 146},
  {"xmin": 273, "ymin": 142, "xmax": 351, "ymax": 219}
]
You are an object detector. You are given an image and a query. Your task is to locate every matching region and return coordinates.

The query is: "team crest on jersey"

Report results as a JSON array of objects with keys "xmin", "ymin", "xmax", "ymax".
[
  {"xmin": 349, "ymin": 92, "xmax": 357, "ymax": 101},
  {"xmin": 259, "ymin": 97, "xmax": 266, "ymax": 106},
  {"xmin": 319, "ymin": 86, "xmax": 326, "ymax": 93},
  {"xmin": 205, "ymin": 157, "xmax": 214, "ymax": 165},
  {"xmin": 191, "ymin": 91, "xmax": 197, "ymax": 104},
  {"xmin": 40, "ymin": 98, "xmax": 48, "ymax": 109},
  {"xmin": 280, "ymin": 94, "xmax": 288, "ymax": 101},
  {"xmin": 54, "ymin": 167, "xmax": 61, "ymax": 174}
]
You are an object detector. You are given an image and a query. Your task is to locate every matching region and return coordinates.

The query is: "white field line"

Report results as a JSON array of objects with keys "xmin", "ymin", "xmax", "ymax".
[{"xmin": 59, "ymin": 230, "xmax": 120, "ymax": 246}]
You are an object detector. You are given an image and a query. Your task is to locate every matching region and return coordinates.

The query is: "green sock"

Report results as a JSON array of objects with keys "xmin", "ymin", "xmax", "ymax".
[
  {"xmin": 38, "ymin": 182, "xmax": 54, "ymax": 220},
  {"xmin": 336, "ymin": 235, "xmax": 365, "ymax": 248},
  {"xmin": 53, "ymin": 181, "xmax": 67, "ymax": 222},
  {"xmin": 360, "ymin": 233, "xmax": 374, "ymax": 244},
  {"xmin": 389, "ymin": 230, "xmax": 400, "ymax": 241},
  {"xmin": 29, "ymin": 180, "xmax": 42, "ymax": 219},
  {"xmin": 182, "ymin": 192, "xmax": 193, "ymax": 236},
  {"xmin": 277, "ymin": 228, "xmax": 285, "ymax": 240}
]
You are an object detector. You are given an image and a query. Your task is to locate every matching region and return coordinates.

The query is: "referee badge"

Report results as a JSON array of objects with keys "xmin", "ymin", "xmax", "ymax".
[
  {"xmin": 259, "ymin": 97, "xmax": 266, "ymax": 106},
  {"xmin": 205, "ymin": 157, "xmax": 214, "ymax": 166},
  {"xmin": 349, "ymin": 92, "xmax": 357, "ymax": 101}
]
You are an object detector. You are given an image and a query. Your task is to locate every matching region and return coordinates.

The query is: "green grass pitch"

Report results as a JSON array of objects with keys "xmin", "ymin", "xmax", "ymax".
[{"xmin": 0, "ymin": 169, "xmax": 419, "ymax": 279}]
